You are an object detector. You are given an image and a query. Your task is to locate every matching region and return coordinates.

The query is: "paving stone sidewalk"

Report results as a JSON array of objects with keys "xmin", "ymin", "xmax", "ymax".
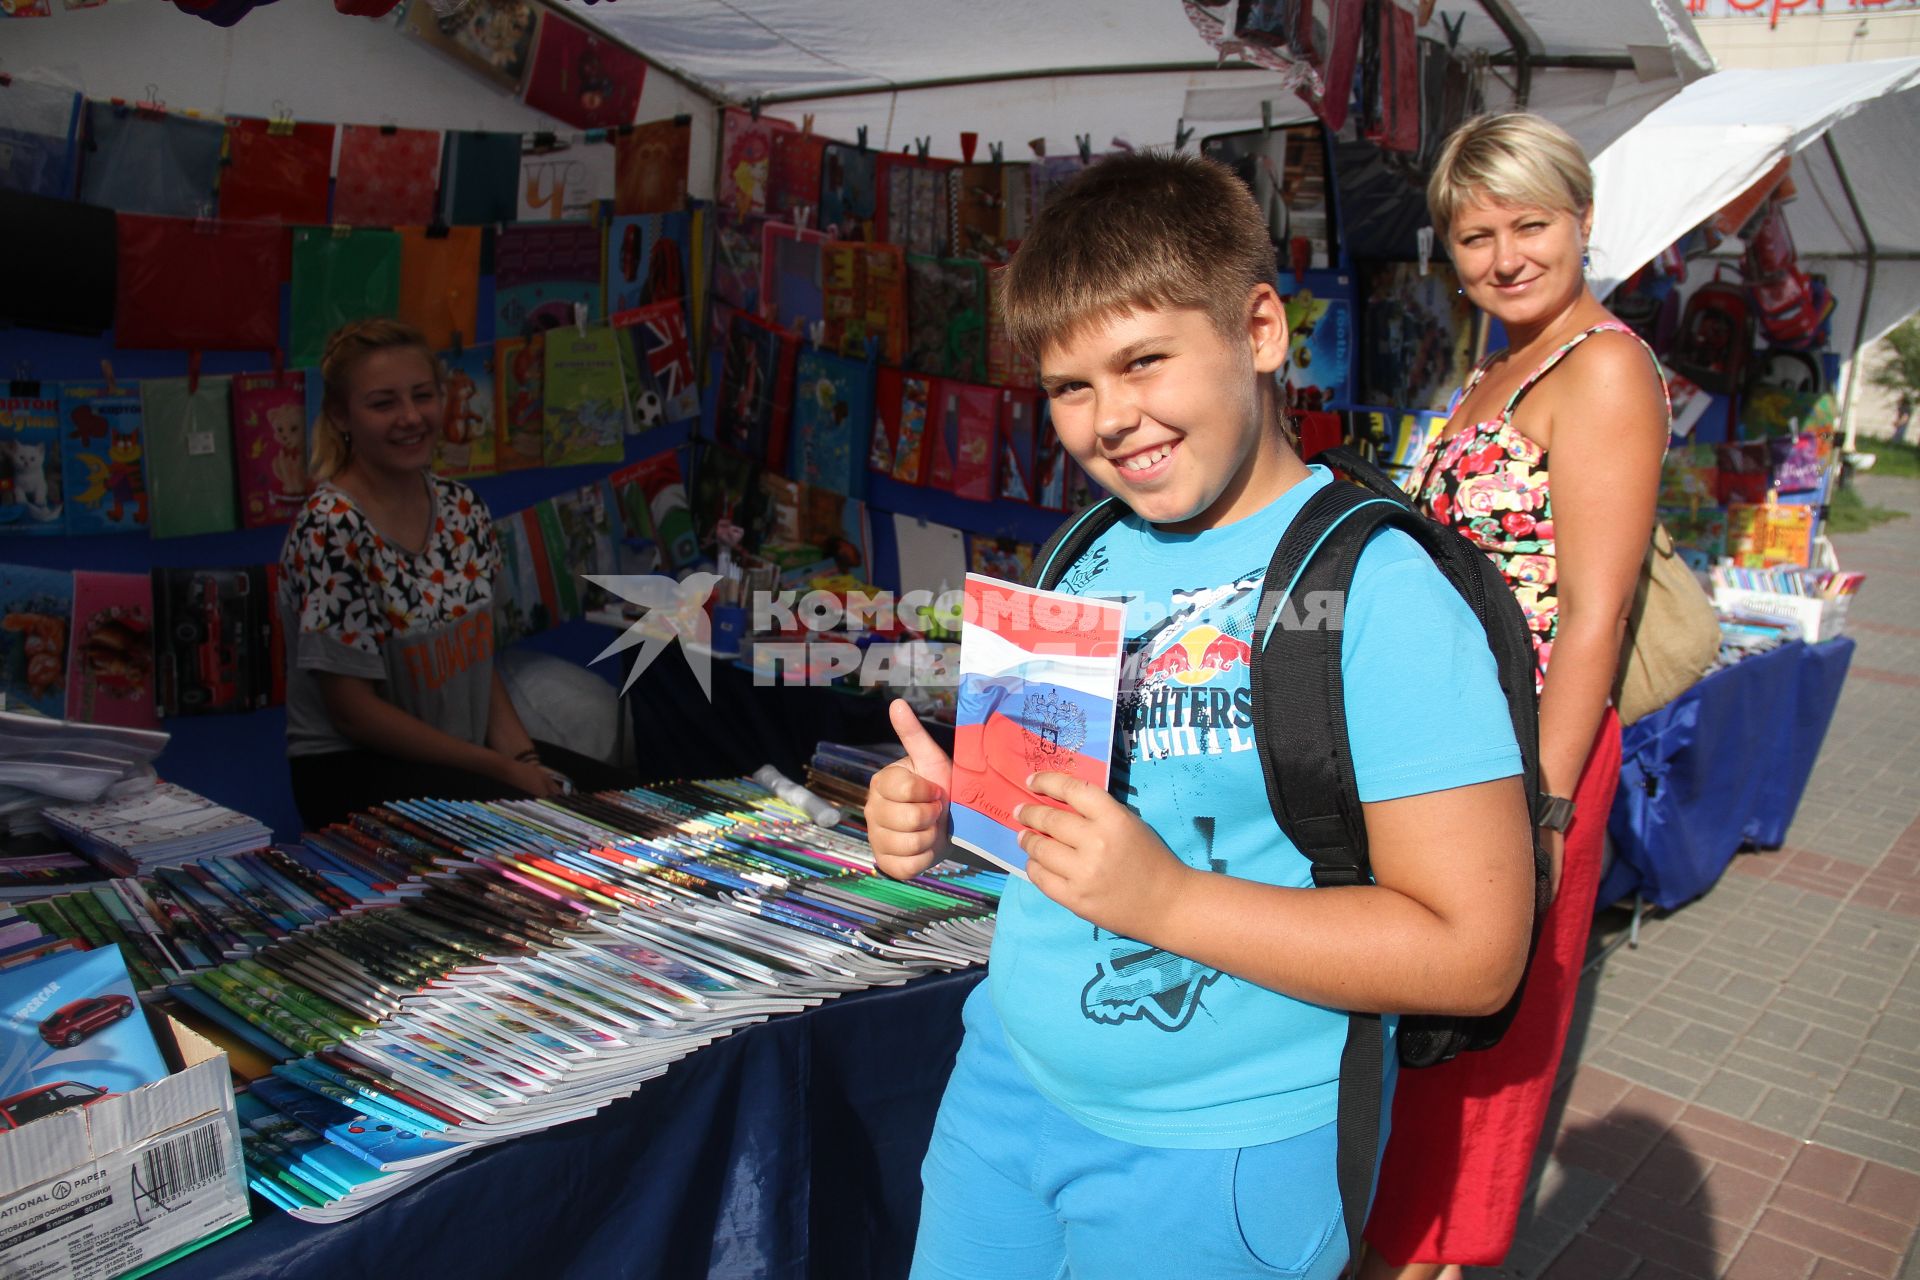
[{"xmin": 1483, "ymin": 471, "xmax": 1920, "ymax": 1280}]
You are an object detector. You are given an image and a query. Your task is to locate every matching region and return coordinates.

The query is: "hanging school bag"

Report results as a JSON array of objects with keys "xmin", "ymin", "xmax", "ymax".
[
  {"xmin": 1030, "ymin": 445, "xmax": 1548, "ymax": 1266},
  {"xmin": 1668, "ymin": 266, "xmax": 1755, "ymax": 395}
]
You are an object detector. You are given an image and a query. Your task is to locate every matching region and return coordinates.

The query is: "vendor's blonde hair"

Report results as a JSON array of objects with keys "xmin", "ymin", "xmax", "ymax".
[
  {"xmin": 1427, "ymin": 112, "xmax": 1593, "ymax": 237},
  {"xmin": 998, "ymin": 151, "xmax": 1277, "ymax": 361},
  {"xmin": 309, "ymin": 318, "xmax": 441, "ymax": 482}
]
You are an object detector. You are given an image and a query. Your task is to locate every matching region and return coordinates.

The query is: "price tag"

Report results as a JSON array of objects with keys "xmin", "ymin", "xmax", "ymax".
[{"xmin": 188, "ymin": 430, "xmax": 216, "ymax": 457}]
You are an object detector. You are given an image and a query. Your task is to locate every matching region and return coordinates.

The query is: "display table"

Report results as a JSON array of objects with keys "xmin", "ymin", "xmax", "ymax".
[
  {"xmin": 1600, "ymin": 637, "xmax": 1855, "ymax": 911},
  {"xmin": 166, "ymin": 969, "xmax": 983, "ymax": 1280}
]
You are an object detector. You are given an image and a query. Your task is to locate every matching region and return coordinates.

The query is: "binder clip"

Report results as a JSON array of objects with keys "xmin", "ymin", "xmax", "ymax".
[
  {"xmin": 1075, "ymin": 133, "xmax": 1092, "ymax": 164},
  {"xmin": 914, "ymin": 136, "xmax": 931, "ymax": 160},
  {"xmin": 531, "ymin": 130, "xmax": 559, "ymax": 153},
  {"xmin": 856, "ymin": 125, "xmax": 868, "ymax": 153},
  {"xmin": 988, "ymin": 141, "xmax": 1004, "ymax": 164},
  {"xmin": 379, "ymin": 118, "xmax": 399, "ymax": 136},
  {"xmin": 426, "ymin": 218, "xmax": 452, "ymax": 239},
  {"xmin": 672, "ymin": 113, "xmax": 692, "ymax": 127},
  {"xmin": 135, "ymin": 85, "xmax": 166, "ymax": 120},
  {"xmin": 268, "ymin": 101, "xmax": 296, "ymax": 137},
  {"xmin": 9, "ymin": 362, "xmax": 40, "ymax": 399},
  {"xmin": 332, "ymin": 223, "xmax": 354, "ymax": 238},
  {"xmin": 748, "ymin": 97, "xmax": 763, "ymax": 121}
]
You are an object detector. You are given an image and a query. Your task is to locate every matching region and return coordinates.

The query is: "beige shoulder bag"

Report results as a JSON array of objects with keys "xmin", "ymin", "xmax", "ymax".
[{"xmin": 1611, "ymin": 522, "xmax": 1721, "ymax": 725}]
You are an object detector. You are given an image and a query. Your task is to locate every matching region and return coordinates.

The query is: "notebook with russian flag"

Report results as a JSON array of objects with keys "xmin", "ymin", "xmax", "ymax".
[{"xmin": 949, "ymin": 574, "xmax": 1126, "ymax": 878}]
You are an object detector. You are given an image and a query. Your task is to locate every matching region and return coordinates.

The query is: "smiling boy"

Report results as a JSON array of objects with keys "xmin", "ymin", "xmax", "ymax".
[{"xmin": 865, "ymin": 152, "xmax": 1534, "ymax": 1280}]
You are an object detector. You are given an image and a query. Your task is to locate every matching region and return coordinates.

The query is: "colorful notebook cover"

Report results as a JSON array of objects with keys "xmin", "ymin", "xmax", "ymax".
[
  {"xmin": 333, "ymin": 125, "xmax": 443, "ymax": 227},
  {"xmin": 614, "ymin": 117, "xmax": 690, "ymax": 216},
  {"xmin": 609, "ymin": 297, "xmax": 699, "ymax": 427},
  {"xmin": 881, "ymin": 156, "xmax": 953, "ymax": 256},
  {"xmin": 151, "ymin": 566, "xmax": 273, "ymax": 716},
  {"xmin": 717, "ymin": 312, "xmax": 794, "ymax": 466},
  {"xmin": 717, "ymin": 105, "xmax": 794, "ymax": 219},
  {"xmin": 0, "ymin": 564, "xmax": 72, "ymax": 718},
  {"xmin": 0, "ymin": 396, "xmax": 65, "ymax": 536},
  {"xmin": 998, "ymin": 389, "xmax": 1040, "ymax": 504},
  {"xmin": 289, "ymin": 229, "xmax": 402, "ymax": 368},
  {"xmin": 65, "ymin": 571, "xmax": 158, "ymax": 729},
  {"xmin": 768, "ymin": 129, "xmax": 828, "ymax": 222},
  {"xmin": 522, "ymin": 13, "xmax": 646, "ymax": 129},
  {"xmin": 1727, "ymin": 503, "xmax": 1816, "ymax": 569},
  {"xmin": 819, "ymin": 143, "xmax": 879, "ymax": 237},
  {"xmin": 606, "ymin": 211, "xmax": 693, "ymax": 314},
  {"xmin": 494, "ymin": 336, "xmax": 546, "ymax": 473},
  {"xmin": 792, "ymin": 348, "xmax": 871, "ymax": 500},
  {"xmin": 1281, "ymin": 284, "xmax": 1354, "ymax": 412},
  {"xmin": 232, "ymin": 372, "xmax": 310, "ymax": 530},
  {"xmin": 607, "ymin": 452, "xmax": 698, "ymax": 572},
  {"xmin": 822, "ymin": 241, "xmax": 907, "ymax": 366},
  {"xmin": 140, "ymin": 377, "xmax": 238, "ymax": 539},
  {"xmin": 397, "ymin": 225, "xmax": 483, "ymax": 354},
  {"xmin": 219, "ymin": 117, "xmax": 335, "ymax": 224},
  {"xmin": 493, "ymin": 223, "xmax": 602, "ymax": 341},
  {"xmin": 491, "ymin": 514, "xmax": 547, "ymax": 644},
  {"xmin": 951, "ymin": 383, "xmax": 999, "ymax": 503},
  {"xmin": 0, "ymin": 945, "xmax": 168, "ymax": 1100},
  {"xmin": 546, "ymin": 483, "xmax": 618, "ymax": 612},
  {"xmin": 517, "ymin": 136, "xmax": 616, "ymax": 222},
  {"xmin": 948, "ymin": 575, "xmax": 1125, "ymax": 878},
  {"xmin": 541, "ymin": 326, "xmax": 627, "ymax": 467},
  {"xmin": 906, "ymin": 255, "xmax": 988, "ymax": 381},
  {"xmin": 436, "ymin": 348, "xmax": 498, "ymax": 479},
  {"xmin": 440, "ymin": 129, "xmax": 522, "ymax": 226},
  {"xmin": 756, "ymin": 476, "xmax": 873, "ymax": 589},
  {"xmin": 886, "ymin": 373, "xmax": 933, "ymax": 485},
  {"xmin": 58, "ymin": 381, "xmax": 146, "ymax": 536}
]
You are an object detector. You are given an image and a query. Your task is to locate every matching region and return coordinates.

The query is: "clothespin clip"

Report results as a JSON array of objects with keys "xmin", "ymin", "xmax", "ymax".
[
  {"xmin": 574, "ymin": 301, "xmax": 589, "ymax": 338},
  {"xmin": 379, "ymin": 117, "xmax": 399, "ymax": 136},
  {"xmin": 1261, "ymin": 100, "xmax": 1274, "ymax": 137},
  {"xmin": 136, "ymin": 84, "xmax": 165, "ymax": 119},
  {"xmin": 1075, "ymin": 134, "xmax": 1091, "ymax": 164},
  {"xmin": 748, "ymin": 97, "xmax": 763, "ymax": 121},
  {"xmin": 1109, "ymin": 136, "xmax": 1133, "ymax": 154},
  {"xmin": 1416, "ymin": 227, "xmax": 1434, "ymax": 277},
  {"xmin": 856, "ymin": 125, "xmax": 868, "ymax": 152},
  {"xmin": 100, "ymin": 360, "xmax": 120, "ymax": 394},
  {"xmin": 1175, "ymin": 118, "xmax": 1195, "ymax": 151},
  {"xmin": 807, "ymin": 319, "xmax": 826, "ymax": 349},
  {"xmin": 1441, "ymin": 12, "xmax": 1465, "ymax": 47},
  {"xmin": 187, "ymin": 351, "xmax": 202, "ymax": 396},
  {"xmin": 989, "ymin": 140, "xmax": 1004, "ymax": 164},
  {"xmin": 794, "ymin": 205, "xmax": 812, "ymax": 232},
  {"xmin": 192, "ymin": 200, "xmax": 219, "ymax": 231},
  {"xmin": 268, "ymin": 100, "xmax": 295, "ymax": 137},
  {"xmin": 801, "ymin": 113, "xmax": 815, "ymax": 135},
  {"xmin": 914, "ymin": 136, "xmax": 931, "ymax": 160}
]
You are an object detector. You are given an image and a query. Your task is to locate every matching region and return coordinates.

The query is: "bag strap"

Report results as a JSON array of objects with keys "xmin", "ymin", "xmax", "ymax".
[
  {"xmin": 1251, "ymin": 482, "xmax": 1417, "ymax": 1266},
  {"xmin": 1030, "ymin": 497, "xmax": 1126, "ymax": 590}
]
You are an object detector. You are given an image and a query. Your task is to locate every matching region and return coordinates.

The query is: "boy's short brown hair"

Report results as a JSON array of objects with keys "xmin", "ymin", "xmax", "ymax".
[{"xmin": 999, "ymin": 151, "xmax": 1277, "ymax": 362}]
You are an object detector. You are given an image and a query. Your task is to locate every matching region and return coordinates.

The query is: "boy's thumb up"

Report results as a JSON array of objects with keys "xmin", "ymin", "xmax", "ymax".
[{"xmin": 889, "ymin": 698, "xmax": 952, "ymax": 791}]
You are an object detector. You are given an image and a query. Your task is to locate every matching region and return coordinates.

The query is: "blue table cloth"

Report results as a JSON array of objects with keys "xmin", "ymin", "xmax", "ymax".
[
  {"xmin": 1600, "ymin": 637, "xmax": 1854, "ymax": 911},
  {"xmin": 164, "ymin": 969, "xmax": 982, "ymax": 1280}
]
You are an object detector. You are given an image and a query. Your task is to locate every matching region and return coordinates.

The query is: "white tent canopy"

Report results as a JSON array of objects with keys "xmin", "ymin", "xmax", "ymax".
[
  {"xmin": 559, "ymin": 0, "xmax": 1711, "ymax": 157},
  {"xmin": 1588, "ymin": 56, "xmax": 1920, "ymax": 359}
]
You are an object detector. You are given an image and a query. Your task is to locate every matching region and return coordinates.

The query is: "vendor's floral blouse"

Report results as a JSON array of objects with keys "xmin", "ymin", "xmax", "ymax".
[{"xmin": 1406, "ymin": 321, "xmax": 1665, "ymax": 686}]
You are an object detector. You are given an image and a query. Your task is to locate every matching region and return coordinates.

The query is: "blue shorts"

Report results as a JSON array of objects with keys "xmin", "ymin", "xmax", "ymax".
[{"xmin": 912, "ymin": 984, "xmax": 1349, "ymax": 1280}]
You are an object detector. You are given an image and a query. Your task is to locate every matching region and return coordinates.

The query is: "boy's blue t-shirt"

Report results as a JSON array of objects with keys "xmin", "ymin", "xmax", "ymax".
[{"xmin": 988, "ymin": 465, "xmax": 1522, "ymax": 1149}]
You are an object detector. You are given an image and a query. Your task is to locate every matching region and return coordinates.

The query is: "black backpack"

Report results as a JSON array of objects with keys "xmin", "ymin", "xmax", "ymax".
[{"xmin": 1030, "ymin": 446, "xmax": 1548, "ymax": 1262}]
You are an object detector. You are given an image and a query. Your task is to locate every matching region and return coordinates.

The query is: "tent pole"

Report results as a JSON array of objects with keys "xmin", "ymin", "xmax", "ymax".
[
  {"xmin": 1473, "ymin": 0, "xmax": 1537, "ymax": 106},
  {"xmin": 754, "ymin": 61, "xmax": 1263, "ymax": 106},
  {"xmin": 1823, "ymin": 133, "xmax": 1878, "ymax": 453}
]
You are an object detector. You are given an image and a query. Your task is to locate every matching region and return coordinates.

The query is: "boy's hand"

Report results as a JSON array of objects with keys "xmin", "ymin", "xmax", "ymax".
[
  {"xmin": 1017, "ymin": 772, "xmax": 1194, "ymax": 940},
  {"xmin": 864, "ymin": 700, "xmax": 955, "ymax": 881}
]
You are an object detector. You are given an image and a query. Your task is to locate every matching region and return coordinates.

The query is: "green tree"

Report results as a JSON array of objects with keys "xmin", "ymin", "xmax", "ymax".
[{"xmin": 1870, "ymin": 316, "xmax": 1920, "ymax": 400}]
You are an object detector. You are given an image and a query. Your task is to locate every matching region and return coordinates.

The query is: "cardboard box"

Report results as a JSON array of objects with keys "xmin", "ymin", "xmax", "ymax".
[
  {"xmin": 1713, "ymin": 586, "xmax": 1849, "ymax": 643},
  {"xmin": 0, "ymin": 1018, "xmax": 248, "ymax": 1280}
]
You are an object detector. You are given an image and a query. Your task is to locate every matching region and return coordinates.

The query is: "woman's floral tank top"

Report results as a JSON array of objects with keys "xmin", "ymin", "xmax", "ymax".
[{"xmin": 1405, "ymin": 321, "xmax": 1667, "ymax": 685}]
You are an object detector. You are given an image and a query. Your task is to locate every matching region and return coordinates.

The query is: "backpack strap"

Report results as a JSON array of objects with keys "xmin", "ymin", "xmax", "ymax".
[
  {"xmin": 1030, "ymin": 497, "xmax": 1126, "ymax": 590},
  {"xmin": 1250, "ymin": 482, "xmax": 1412, "ymax": 1268}
]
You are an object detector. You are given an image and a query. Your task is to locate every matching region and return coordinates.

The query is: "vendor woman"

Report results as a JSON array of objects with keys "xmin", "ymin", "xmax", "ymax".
[{"xmin": 279, "ymin": 318, "xmax": 631, "ymax": 830}]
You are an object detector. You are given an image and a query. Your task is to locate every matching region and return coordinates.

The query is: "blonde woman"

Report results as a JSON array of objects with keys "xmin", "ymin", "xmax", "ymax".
[
  {"xmin": 279, "ymin": 318, "xmax": 628, "ymax": 829},
  {"xmin": 1362, "ymin": 114, "xmax": 1668, "ymax": 1278}
]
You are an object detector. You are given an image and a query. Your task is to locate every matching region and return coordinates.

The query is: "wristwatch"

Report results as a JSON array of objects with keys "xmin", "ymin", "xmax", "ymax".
[{"xmin": 1534, "ymin": 793, "xmax": 1577, "ymax": 833}]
